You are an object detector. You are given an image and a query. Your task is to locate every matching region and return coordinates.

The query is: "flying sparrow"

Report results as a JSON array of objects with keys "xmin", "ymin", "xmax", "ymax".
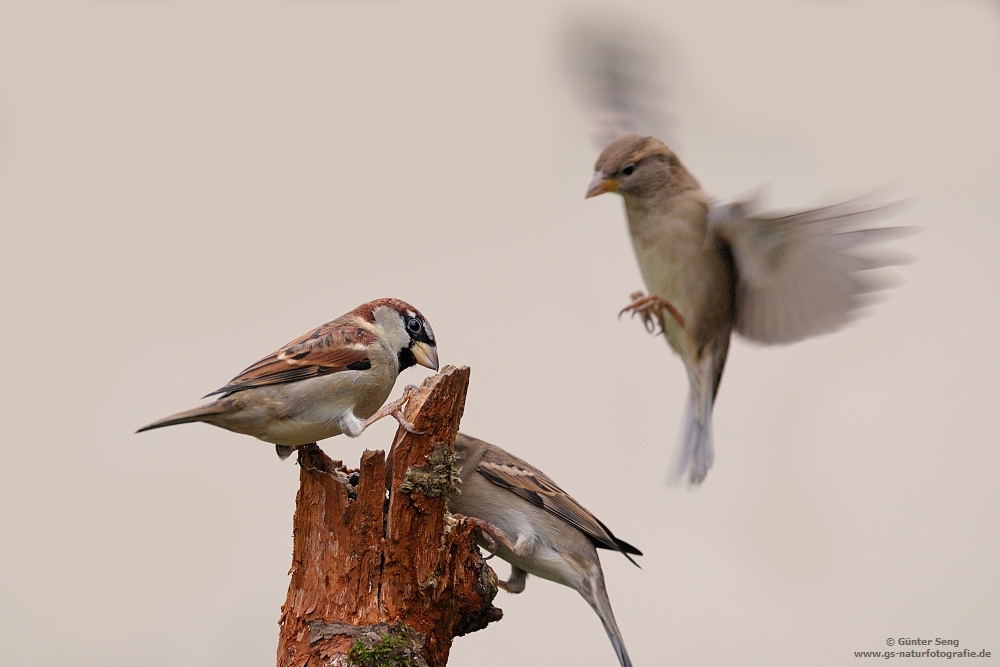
[
  {"xmin": 137, "ymin": 298, "xmax": 439, "ymax": 459},
  {"xmin": 586, "ymin": 135, "xmax": 907, "ymax": 484},
  {"xmin": 570, "ymin": 25, "xmax": 909, "ymax": 484},
  {"xmin": 450, "ymin": 433, "xmax": 641, "ymax": 667}
]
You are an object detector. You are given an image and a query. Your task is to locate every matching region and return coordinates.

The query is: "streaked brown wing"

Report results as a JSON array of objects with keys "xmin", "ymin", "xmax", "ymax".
[
  {"xmin": 205, "ymin": 318, "xmax": 377, "ymax": 397},
  {"xmin": 476, "ymin": 447, "xmax": 628, "ymax": 556}
]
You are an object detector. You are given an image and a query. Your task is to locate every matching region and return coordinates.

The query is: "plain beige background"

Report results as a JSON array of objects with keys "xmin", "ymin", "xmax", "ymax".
[{"xmin": 1, "ymin": 1, "xmax": 997, "ymax": 665}]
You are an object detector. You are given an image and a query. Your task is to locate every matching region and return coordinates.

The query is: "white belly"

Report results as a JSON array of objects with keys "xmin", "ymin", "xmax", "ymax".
[
  {"xmin": 216, "ymin": 367, "xmax": 395, "ymax": 446},
  {"xmin": 485, "ymin": 508, "xmax": 583, "ymax": 590}
]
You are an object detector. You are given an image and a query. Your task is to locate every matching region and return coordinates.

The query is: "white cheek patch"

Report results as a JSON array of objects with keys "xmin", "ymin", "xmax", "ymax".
[{"xmin": 372, "ymin": 305, "xmax": 411, "ymax": 351}]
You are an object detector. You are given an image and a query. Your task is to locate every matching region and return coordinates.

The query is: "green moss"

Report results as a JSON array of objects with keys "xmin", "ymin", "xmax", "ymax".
[
  {"xmin": 399, "ymin": 443, "xmax": 458, "ymax": 501},
  {"xmin": 347, "ymin": 624, "xmax": 427, "ymax": 667}
]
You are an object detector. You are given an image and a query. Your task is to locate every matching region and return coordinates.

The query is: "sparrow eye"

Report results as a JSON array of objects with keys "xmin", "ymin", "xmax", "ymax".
[
  {"xmin": 406, "ymin": 317, "xmax": 422, "ymax": 334},
  {"xmin": 621, "ymin": 163, "xmax": 636, "ymax": 176}
]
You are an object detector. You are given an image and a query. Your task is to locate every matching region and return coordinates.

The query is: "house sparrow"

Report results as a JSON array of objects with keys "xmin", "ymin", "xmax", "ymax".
[
  {"xmin": 586, "ymin": 135, "xmax": 907, "ymax": 484},
  {"xmin": 450, "ymin": 433, "xmax": 641, "ymax": 667},
  {"xmin": 137, "ymin": 298, "xmax": 439, "ymax": 459},
  {"xmin": 570, "ymin": 25, "xmax": 909, "ymax": 484}
]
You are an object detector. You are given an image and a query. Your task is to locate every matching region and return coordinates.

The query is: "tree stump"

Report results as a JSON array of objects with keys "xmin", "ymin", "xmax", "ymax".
[{"xmin": 276, "ymin": 365, "xmax": 502, "ymax": 667}]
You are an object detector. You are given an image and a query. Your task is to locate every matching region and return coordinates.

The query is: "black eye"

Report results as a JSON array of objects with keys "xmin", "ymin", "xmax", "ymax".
[
  {"xmin": 621, "ymin": 163, "xmax": 636, "ymax": 176},
  {"xmin": 407, "ymin": 317, "xmax": 422, "ymax": 334}
]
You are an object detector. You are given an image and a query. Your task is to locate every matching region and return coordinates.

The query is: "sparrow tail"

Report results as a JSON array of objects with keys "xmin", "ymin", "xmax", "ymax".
[
  {"xmin": 135, "ymin": 402, "xmax": 227, "ymax": 434},
  {"xmin": 581, "ymin": 568, "xmax": 634, "ymax": 667},
  {"xmin": 609, "ymin": 633, "xmax": 634, "ymax": 667},
  {"xmin": 673, "ymin": 356, "xmax": 717, "ymax": 485}
]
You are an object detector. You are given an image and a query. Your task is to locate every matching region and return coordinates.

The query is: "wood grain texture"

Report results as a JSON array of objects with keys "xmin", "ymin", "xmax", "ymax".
[{"xmin": 276, "ymin": 365, "xmax": 501, "ymax": 667}]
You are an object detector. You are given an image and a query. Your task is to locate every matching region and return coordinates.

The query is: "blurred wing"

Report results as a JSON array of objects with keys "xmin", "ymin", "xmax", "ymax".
[
  {"xmin": 476, "ymin": 446, "xmax": 641, "ymax": 563},
  {"xmin": 564, "ymin": 20, "xmax": 679, "ymax": 149},
  {"xmin": 205, "ymin": 319, "xmax": 377, "ymax": 397},
  {"xmin": 710, "ymin": 196, "xmax": 914, "ymax": 345}
]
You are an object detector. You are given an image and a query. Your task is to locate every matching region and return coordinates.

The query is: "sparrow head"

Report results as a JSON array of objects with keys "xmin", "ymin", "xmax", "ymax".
[
  {"xmin": 586, "ymin": 134, "xmax": 698, "ymax": 200},
  {"xmin": 355, "ymin": 298, "xmax": 439, "ymax": 372}
]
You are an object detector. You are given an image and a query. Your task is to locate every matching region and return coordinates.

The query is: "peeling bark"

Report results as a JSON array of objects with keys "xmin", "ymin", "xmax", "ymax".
[{"xmin": 277, "ymin": 365, "xmax": 501, "ymax": 667}]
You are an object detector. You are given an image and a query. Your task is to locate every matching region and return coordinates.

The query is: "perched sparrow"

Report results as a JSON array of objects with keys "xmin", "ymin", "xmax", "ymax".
[
  {"xmin": 137, "ymin": 298, "xmax": 439, "ymax": 459},
  {"xmin": 450, "ymin": 433, "xmax": 641, "ymax": 667},
  {"xmin": 587, "ymin": 135, "xmax": 906, "ymax": 484}
]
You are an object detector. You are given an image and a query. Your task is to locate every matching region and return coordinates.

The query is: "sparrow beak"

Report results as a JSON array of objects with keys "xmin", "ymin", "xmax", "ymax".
[
  {"xmin": 586, "ymin": 171, "xmax": 618, "ymax": 198},
  {"xmin": 411, "ymin": 341, "xmax": 440, "ymax": 371}
]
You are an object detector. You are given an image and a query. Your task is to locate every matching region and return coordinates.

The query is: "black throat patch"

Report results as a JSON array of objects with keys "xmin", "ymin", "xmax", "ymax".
[{"xmin": 397, "ymin": 347, "xmax": 417, "ymax": 371}]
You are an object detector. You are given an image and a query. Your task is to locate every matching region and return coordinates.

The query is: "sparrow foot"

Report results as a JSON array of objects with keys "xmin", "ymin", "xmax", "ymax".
[
  {"xmin": 362, "ymin": 384, "xmax": 424, "ymax": 434},
  {"xmin": 454, "ymin": 514, "xmax": 515, "ymax": 560},
  {"xmin": 498, "ymin": 567, "xmax": 528, "ymax": 594},
  {"xmin": 618, "ymin": 290, "xmax": 685, "ymax": 333},
  {"xmin": 294, "ymin": 443, "xmax": 327, "ymax": 475}
]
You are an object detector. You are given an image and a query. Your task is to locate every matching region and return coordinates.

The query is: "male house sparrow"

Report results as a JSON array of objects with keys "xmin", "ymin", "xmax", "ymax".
[
  {"xmin": 137, "ymin": 298, "xmax": 439, "ymax": 459},
  {"xmin": 587, "ymin": 135, "xmax": 905, "ymax": 484},
  {"xmin": 450, "ymin": 433, "xmax": 641, "ymax": 667}
]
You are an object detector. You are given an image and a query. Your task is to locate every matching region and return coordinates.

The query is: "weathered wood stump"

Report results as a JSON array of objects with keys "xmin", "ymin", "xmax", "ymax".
[{"xmin": 276, "ymin": 365, "xmax": 502, "ymax": 667}]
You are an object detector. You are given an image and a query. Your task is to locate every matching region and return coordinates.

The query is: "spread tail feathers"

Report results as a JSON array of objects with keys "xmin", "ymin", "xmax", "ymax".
[{"xmin": 136, "ymin": 402, "xmax": 227, "ymax": 434}]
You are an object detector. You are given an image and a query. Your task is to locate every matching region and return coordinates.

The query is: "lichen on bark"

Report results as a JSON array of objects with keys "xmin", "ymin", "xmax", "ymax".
[{"xmin": 399, "ymin": 443, "xmax": 459, "ymax": 500}]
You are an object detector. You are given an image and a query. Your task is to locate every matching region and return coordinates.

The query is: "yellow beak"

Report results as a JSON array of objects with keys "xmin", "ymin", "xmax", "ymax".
[
  {"xmin": 411, "ymin": 341, "xmax": 440, "ymax": 371},
  {"xmin": 586, "ymin": 171, "xmax": 619, "ymax": 198}
]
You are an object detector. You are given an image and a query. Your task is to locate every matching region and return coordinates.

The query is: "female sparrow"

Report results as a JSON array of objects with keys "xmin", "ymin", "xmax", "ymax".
[
  {"xmin": 137, "ymin": 298, "xmax": 439, "ymax": 459},
  {"xmin": 450, "ymin": 433, "xmax": 641, "ymax": 667},
  {"xmin": 587, "ymin": 135, "xmax": 905, "ymax": 484}
]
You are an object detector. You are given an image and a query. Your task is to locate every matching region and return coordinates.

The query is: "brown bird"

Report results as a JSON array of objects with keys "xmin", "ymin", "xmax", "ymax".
[
  {"xmin": 137, "ymin": 298, "xmax": 439, "ymax": 459},
  {"xmin": 568, "ymin": 24, "xmax": 910, "ymax": 483},
  {"xmin": 450, "ymin": 433, "xmax": 641, "ymax": 667},
  {"xmin": 586, "ymin": 135, "xmax": 907, "ymax": 484}
]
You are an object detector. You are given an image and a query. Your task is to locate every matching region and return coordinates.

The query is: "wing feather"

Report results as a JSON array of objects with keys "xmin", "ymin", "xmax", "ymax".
[
  {"xmin": 476, "ymin": 447, "xmax": 641, "ymax": 563},
  {"xmin": 564, "ymin": 21, "xmax": 679, "ymax": 150},
  {"xmin": 710, "ymin": 197, "xmax": 913, "ymax": 345},
  {"xmin": 205, "ymin": 318, "xmax": 377, "ymax": 397}
]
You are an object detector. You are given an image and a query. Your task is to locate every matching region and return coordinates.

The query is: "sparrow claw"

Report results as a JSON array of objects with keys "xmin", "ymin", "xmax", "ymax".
[
  {"xmin": 618, "ymin": 290, "xmax": 685, "ymax": 334},
  {"xmin": 362, "ymin": 384, "xmax": 424, "ymax": 434},
  {"xmin": 393, "ymin": 413, "xmax": 425, "ymax": 435},
  {"xmin": 480, "ymin": 536, "xmax": 498, "ymax": 560},
  {"xmin": 454, "ymin": 514, "xmax": 514, "ymax": 559}
]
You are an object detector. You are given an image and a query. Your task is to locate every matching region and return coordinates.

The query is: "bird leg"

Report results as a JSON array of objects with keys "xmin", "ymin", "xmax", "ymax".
[
  {"xmin": 499, "ymin": 567, "xmax": 528, "ymax": 594},
  {"xmin": 295, "ymin": 443, "xmax": 341, "ymax": 478},
  {"xmin": 451, "ymin": 516, "xmax": 531, "ymax": 593},
  {"xmin": 618, "ymin": 290, "xmax": 685, "ymax": 333},
  {"xmin": 361, "ymin": 384, "xmax": 424, "ymax": 434},
  {"xmin": 453, "ymin": 514, "xmax": 516, "ymax": 561}
]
